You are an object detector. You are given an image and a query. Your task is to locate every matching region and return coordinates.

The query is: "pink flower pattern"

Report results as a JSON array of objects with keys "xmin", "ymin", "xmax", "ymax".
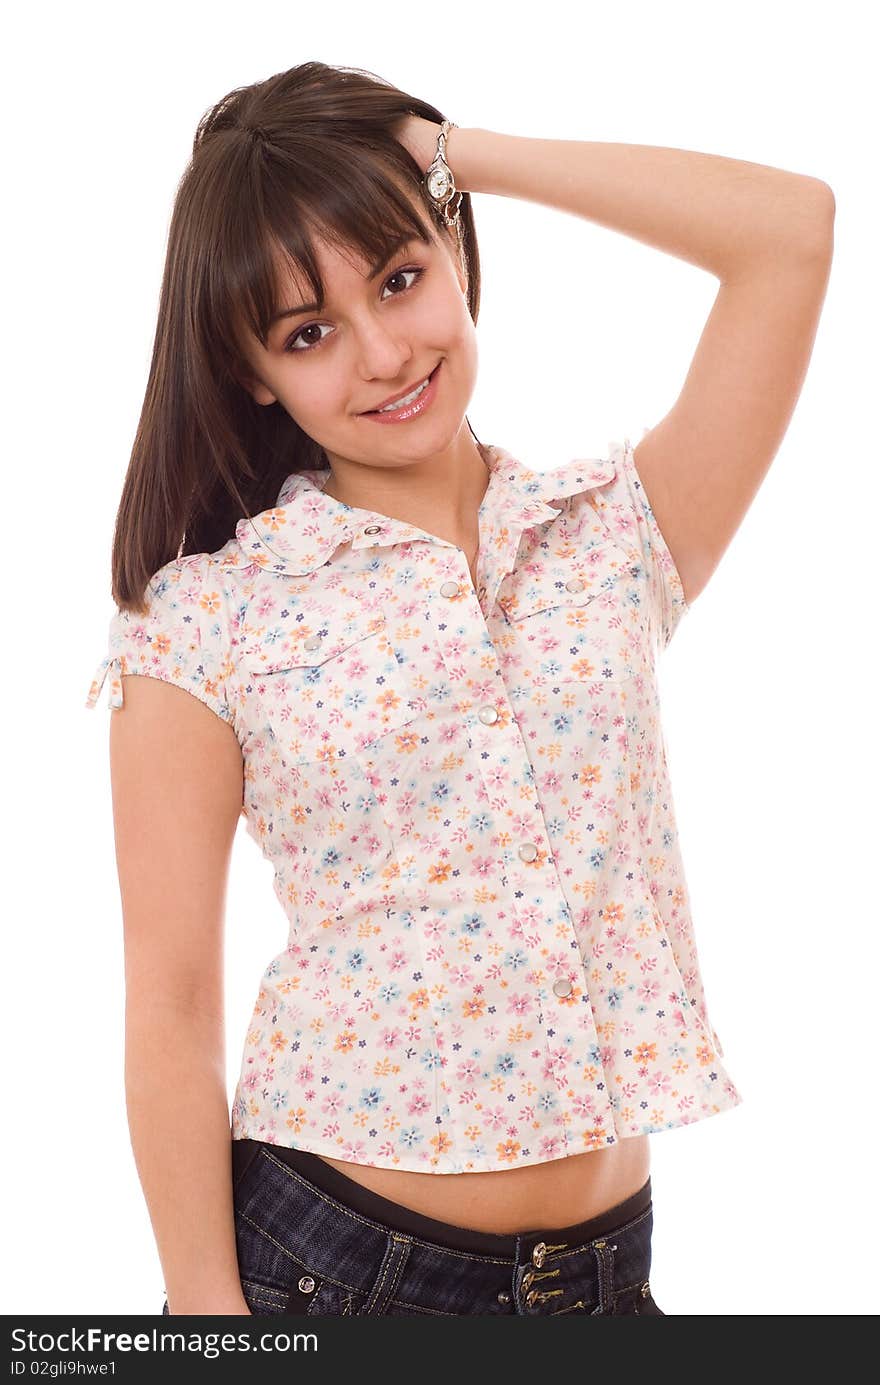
[{"xmin": 86, "ymin": 437, "xmax": 742, "ymax": 1172}]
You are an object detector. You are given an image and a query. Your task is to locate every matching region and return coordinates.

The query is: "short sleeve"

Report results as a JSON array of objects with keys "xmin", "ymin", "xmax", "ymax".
[
  {"xmin": 598, "ymin": 435, "xmax": 689, "ymax": 651},
  {"xmin": 84, "ymin": 552, "xmax": 235, "ymax": 726}
]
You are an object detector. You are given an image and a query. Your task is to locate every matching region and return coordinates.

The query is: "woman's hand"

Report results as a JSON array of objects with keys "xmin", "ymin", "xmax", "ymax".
[{"xmin": 391, "ymin": 114, "xmax": 445, "ymax": 173}]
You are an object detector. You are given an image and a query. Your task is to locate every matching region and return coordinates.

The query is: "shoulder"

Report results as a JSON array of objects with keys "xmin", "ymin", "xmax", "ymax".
[
  {"xmin": 147, "ymin": 548, "xmax": 230, "ymax": 596},
  {"xmin": 135, "ymin": 546, "xmax": 249, "ymax": 630}
]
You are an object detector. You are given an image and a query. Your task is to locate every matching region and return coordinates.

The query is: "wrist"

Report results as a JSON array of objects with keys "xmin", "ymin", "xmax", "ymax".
[
  {"xmin": 444, "ymin": 125, "xmax": 477, "ymax": 195},
  {"xmin": 445, "ymin": 126, "xmax": 529, "ymax": 200}
]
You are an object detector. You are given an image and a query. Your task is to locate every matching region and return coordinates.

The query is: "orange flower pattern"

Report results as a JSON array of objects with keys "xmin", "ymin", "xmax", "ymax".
[{"xmin": 86, "ymin": 437, "xmax": 742, "ymax": 1172}]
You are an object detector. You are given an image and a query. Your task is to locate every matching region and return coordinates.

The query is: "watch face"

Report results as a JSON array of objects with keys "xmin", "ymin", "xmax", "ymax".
[{"xmin": 427, "ymin": 166, "xmax": 451, "ymax": 200}]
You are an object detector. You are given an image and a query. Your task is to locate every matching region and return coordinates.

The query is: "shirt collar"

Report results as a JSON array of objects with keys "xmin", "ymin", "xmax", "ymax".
[{"xmin": 225, "ymin": 443, "xmax": 616, "ymax": 578}]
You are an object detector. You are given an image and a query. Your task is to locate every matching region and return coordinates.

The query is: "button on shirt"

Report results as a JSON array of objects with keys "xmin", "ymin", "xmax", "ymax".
[{"xmin": 86, "ymin": 437, "xmax": 743, "ymax": 1173}]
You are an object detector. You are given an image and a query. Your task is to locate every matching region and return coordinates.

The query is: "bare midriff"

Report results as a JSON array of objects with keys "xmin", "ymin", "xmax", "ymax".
[{"xmin": 313, "ymin": 1135, "xmax": 650, "ymax": 1234}]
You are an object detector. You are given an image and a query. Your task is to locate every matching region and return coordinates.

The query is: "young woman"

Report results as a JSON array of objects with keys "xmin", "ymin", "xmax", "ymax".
[{"xmin": 86, "ymin": 61, "xmax": 834, "ymax": 1317}]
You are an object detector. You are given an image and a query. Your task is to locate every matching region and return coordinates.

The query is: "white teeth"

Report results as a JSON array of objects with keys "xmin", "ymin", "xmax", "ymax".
[{"xmin": 378, "ymin": 376, "xmax": 430, "ymax": 411}]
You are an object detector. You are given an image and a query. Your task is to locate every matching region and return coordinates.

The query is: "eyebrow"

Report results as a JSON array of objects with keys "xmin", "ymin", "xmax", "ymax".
[{"xmin": 269, "ymin": 235, "xmax": 419, "ymax": 329}]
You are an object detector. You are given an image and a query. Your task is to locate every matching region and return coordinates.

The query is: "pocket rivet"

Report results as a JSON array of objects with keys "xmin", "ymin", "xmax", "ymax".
[{"xmin": 298, "ymin": 1276, "xmax": 316, "ymax": 1294}]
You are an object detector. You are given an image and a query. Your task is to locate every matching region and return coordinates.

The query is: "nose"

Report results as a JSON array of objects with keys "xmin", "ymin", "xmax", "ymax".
[{"xmin": 351, "ymin": 315, "xmax": 414, "ymax": 384}]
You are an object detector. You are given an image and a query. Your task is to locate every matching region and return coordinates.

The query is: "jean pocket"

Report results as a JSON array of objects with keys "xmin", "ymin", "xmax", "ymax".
[
  {"xmin": 236, "ymin": 1210, "xmax": 361, "ymax": 1316},
  {"xmin": 239, "ymin": 1278, "xmax": 294, "ymax": 1315},
  {"xmin": 637, "ymin": 1282, "xmax": 665, "ymax": 1315},
  {"xmin": 611, "ymin": 1278, "xmax": 665, "ymax": 1315},
  {"xmin": 240, "ymin": 1273, "xmax": 365, "ymax": 1316}
]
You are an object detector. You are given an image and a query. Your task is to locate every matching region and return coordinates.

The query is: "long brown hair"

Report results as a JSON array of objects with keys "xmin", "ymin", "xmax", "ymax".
[{"xmin": 110, "ymin": 61, "xmax": 482, "ymax": 614}]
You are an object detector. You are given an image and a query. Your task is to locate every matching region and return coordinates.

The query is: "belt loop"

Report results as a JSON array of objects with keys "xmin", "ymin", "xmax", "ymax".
[{"xmin": 361, "ymin": 1234, "xmax": 412, "ymax": 1315}]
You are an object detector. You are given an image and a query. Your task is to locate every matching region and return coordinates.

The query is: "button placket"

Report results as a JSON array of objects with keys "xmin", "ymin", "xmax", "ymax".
[
  {"xmin": 519, "ymin": 1240, "xmax": 569, "ymax": 1310},
  {"xmin": 425, "ymin": 539, "xmax": 615, "ymax": 1154},
  {"xmin": 590, "ymin": 1238, "xmax": 618, "ymax": 1315}
]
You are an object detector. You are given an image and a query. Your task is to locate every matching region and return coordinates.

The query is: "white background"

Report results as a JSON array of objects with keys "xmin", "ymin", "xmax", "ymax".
[{"xmin": 5, "ymin": 0, "xmax": 877, "ymax": 1317}]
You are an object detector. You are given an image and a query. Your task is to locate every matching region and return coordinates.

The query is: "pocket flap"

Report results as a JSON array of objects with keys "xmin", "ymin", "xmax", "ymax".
[
  {"xmin": 499, "ymin": 541, "xmax": 636, "ymax": 622},
  {"xmin": 242, "ymin": 612, "xmax": 387, "ymax": 674}
]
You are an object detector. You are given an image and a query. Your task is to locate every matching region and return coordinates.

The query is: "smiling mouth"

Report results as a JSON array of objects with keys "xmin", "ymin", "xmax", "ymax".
[{"xmin": 361, "ymin": 362, "xmax": 441, "ymax": 414}]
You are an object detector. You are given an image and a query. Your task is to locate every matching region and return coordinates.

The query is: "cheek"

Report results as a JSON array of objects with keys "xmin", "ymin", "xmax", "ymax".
[
  {"xmin": 427, "ymin": 296, "xmax": 476, "ymax": 374},
  {"xmin": 424, "ymin": 277, "xmax": 471, "ymax": 341},
  {"xmin": 447, "ymin": 307, "xmax": 478, "ymax": 378},
  {"xmin": 283, "ymin": 372, "xmax": 346, "ymax": 421},
  {"xmin": 447, "ymin": 295, "xmax": 474, "ymax": 342}
]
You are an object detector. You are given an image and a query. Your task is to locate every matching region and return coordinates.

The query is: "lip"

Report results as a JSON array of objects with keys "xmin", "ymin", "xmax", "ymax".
[{"xmin": 360, "ymin": 362, "xmax": 441, "ymax": 417}]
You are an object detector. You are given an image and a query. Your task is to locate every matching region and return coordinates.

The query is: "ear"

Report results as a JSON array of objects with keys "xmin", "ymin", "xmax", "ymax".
[{"xmin": 235, "ymin": 364, "xmax": 278, "ymax": 407}]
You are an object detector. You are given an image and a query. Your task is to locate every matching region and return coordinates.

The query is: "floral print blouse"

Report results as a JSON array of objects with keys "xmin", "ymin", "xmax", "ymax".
[{"xmin": 86, "ymin": 436, "xmax": 743, "ymax": 1173}]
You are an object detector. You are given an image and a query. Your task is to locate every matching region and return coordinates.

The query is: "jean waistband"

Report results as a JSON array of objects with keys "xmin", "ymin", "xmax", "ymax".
[{"xmin": 232, "ymin": 1138, "xmax": 654, "ymax": 1313}]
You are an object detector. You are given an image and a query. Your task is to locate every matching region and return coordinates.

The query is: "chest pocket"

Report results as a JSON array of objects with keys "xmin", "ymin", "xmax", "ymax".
[
  {"xmin": 240, "ymin": 610, "xmax": 421, "ymax": 764},
  {"xmin": 498, "ymin": 539, "xmax": 642, "ymax": 685}
]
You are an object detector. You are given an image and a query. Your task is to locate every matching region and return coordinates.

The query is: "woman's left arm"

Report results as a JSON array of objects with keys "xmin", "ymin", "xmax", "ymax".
[
  {"xmin": 419, "ymin": 123, "xmax": 835, "ymax": 608},
  {"xmin": 447, "ymin": 126, "xmax": 832, "ymax": 278}
]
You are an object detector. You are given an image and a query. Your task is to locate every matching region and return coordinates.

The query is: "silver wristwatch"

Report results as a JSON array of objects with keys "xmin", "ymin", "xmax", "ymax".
[{"xmin": 424, "ymin": 120, "xmax": 462, "ymax": 225}]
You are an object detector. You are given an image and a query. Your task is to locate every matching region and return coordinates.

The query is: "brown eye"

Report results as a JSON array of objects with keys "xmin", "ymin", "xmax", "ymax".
[
  {"xmin": 283, "ymin": 266, "xmax": 425, "ymax": 355},
  {"xmin": 284, "ymin": 321, "xmax": 331, "ymax": 353}
]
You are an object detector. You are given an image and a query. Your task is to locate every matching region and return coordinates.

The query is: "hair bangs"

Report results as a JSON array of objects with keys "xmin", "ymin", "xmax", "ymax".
[{"xmin": 225, "ymin": 143, "xmax": 438, "ymax": 358}]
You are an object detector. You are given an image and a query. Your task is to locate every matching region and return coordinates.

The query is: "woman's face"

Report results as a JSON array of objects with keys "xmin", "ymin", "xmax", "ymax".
[{"xmin": 237, "ymin": 219, "xmax": 477, "ymax": 473}]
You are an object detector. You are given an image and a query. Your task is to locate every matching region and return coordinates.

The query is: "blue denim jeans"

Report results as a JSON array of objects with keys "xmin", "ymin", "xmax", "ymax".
[{"xmin": 161, "ymin": 1139, "xmax": 664, "ymax": 1316}]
